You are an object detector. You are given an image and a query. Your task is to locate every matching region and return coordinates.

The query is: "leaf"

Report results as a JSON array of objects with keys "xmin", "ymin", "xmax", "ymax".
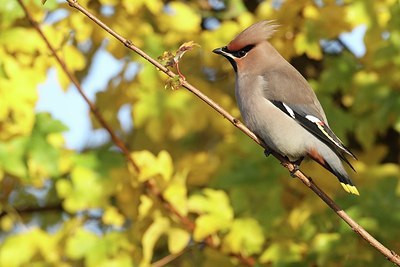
[
  {"xmin": 311, "ymin": 233, "xmax": 340, "ymax": 254},
  {"xmin": 259, "ymin": 241, "xmax": 306, "ymax": 264},
  {"xmin": 157, "ymin": 2, "xmax": 201, "ymax": 34},
  {"xmin": 0, "ymin": 228, "xmax": 59, "ymax": 266},
  {"xmin": 102, "ymin": 206, "xmax": 125, "ymax": 227},
  {"xmin": 189, "ymin": 189, "xmax": 234, "ymax": 240},
  {"xmin": 59, "ymin": 166, "xmax": 114, "ymax": 212},
  {"xmin": 34, "ymin": 113, "xmax": 69, "ymax": 134},
  {"xmin": 163, "ymin": 171, "xmax": 188, "ymax": 216},
  {"xmin": 194, "ymin": 214, "xmax": 232, "ymax": 241},
  {"xmin": 294, "ymin": 32, "xmax": 322, "ymax": 60},
  {"xmin": 167, "ymin": 227, "xmax": 190, "ymax": 254},
  {"xmin": 132, "ymin": 150, "xmax": 174, "ymax": 182},
  {"xmin": 140, "ymin": 215, "xmax": 170, "ymax": 266},
  {"xmin": 0, "ymin": 137, "xmax": 28, "ymax": 179},
  {"xmin": 66, "ymin": 228, "xmax": 98, "ymax": 259},
  {"xmin": 138, "ymin": 195, "xmax": 153, "ymax": 220},
  {"xmin": 222, "ymin": 218, "xmax": 265, "ymax": 256}
]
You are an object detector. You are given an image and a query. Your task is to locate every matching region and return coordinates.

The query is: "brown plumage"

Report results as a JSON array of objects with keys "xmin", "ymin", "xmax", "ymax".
[{"xmin": 227, "ymin": 21, "xmax": 278, "ymax": 51}]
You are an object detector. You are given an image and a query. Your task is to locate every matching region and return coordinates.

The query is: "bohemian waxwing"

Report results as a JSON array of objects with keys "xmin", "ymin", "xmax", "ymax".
[{"xmin": 213, "ymin": 20, "xmax": 359, "ymax": 195}]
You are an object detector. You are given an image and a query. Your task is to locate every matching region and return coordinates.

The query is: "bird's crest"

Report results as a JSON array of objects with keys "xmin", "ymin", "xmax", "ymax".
[{"xmin": 227, "ymin": 20, "xmax": 279, "ymax": 52}]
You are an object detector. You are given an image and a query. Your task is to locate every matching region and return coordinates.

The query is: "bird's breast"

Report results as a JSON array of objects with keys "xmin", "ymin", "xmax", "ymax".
[{"xmin": 235, "ymin": 74, "xmax": 315, "ymax": 160}]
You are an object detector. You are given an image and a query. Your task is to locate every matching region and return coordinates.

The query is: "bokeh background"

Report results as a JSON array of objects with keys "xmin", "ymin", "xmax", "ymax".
[{"xmin": 1, "ymin": 0, "xmax": 399, "ymax": 266}]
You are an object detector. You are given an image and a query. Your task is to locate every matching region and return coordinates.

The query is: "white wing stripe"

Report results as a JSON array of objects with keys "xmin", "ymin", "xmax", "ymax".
[
  {"xmin": 305, "ymin": 115, "xmax": 322, "ymax": 123},
  {"xmin": 282, "ymin": 102, "xmax": 295, "ymax": 118}
]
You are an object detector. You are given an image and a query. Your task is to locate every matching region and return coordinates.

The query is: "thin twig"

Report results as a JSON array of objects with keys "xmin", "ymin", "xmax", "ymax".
[
  {"xmin": 17, "ymin": 1, "xmax": 255, "ymax": 266},
  {"xmin": 59, "ymin": 1, "xmax": 400, "ymax": 266},
  {"xmin": 152, "ymin": 249, "xmax": 187, "ymax": 267}
]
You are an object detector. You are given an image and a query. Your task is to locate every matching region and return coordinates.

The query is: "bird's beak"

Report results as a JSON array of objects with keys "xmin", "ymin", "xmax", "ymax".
[
  {"xmin": 213, "ymin": 46, "xmax": 229, "ymax": 56},
  {"xmin": 213, "ymin": 46, "xmax": 237, "ymax": 71}
]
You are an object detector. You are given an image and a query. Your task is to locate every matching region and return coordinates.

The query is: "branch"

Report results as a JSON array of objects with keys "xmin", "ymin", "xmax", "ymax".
[
  {"xmin": 16, "ymin": 1, "xmax": 255, "ymax": 266},
  {"xmin": 17, "ymin": 1, "xmax": 140, "ymax": 174},
  {"xmin": 0, "ymin": 203, "xmax": 63, "ymax": 219},
  {"xmin": 152, "ymin": 248, "xmax": 187, "ymax": 267},
  {"xmin": 20, "ymin": 0, "xmax": 400, "ymax": 265}
]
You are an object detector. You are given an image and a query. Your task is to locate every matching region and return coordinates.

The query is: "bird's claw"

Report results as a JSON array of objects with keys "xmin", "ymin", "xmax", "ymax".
[
  {"xmin": 290, "ymin": 164, "xmax": 300, "ymax": 178},
  {"xmin": 289, "ymin": 157, "xmax": 303, "ymax": 177}
]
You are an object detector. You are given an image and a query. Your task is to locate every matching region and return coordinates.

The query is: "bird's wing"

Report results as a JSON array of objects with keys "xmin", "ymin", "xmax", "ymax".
[
  {"xmin": 262, "ymin": 66, "xmax": 328, "ymax": 123},
  {"xmin": 261, "ymin": 66, "xmax": 357, "ymax": 167}
]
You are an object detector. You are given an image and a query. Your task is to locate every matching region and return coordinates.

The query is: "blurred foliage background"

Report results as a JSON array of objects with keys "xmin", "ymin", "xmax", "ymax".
[{"xmin": 1, "ymin": 0, "xmax": 400, "ymax": 266}]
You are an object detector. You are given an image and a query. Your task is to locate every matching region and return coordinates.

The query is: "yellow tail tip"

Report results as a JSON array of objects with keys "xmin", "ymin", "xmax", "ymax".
[{"xmin": 340, "ymin": 183, "xmax": 360, "ymax": 196}]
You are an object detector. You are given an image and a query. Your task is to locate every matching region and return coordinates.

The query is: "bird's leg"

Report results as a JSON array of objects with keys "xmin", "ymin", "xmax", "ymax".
[{"xmin": 289, "ymin": 157, "xmax": 304, "ymax": 177}]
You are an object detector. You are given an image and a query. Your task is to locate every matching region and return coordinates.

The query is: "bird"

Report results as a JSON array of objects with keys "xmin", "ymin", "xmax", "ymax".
[{"xmin": 213, "ymin": 20, "xmax": 359, "ymax": 195}]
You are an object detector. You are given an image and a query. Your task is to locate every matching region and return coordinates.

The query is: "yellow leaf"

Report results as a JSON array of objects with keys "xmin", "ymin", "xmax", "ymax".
[
  {"xmin": 56, "ymin": 179, "xmax": 72, "ymax": 198},
  {"xmin": 311, "ymin": 233, "xmax": 340, "ymax": 253},
  {"xmin": 346, "ymin": 1, "xmax": 370, "ymax": 27},
  {"xmin": 188, "ymin": 189, "xmax": 234, "ymax": 220},
  {"xmin": 140, "ymin": 215, "xmax": 170, "ymax": 266},
  {"xmin": 260, "ymin": 241, "xmax": 306, "ymax": 263},
  {"xmin": 55, "ymin": 45, "xmax": 86, "ymax": 91},
  {"xmin": 55, "ymin": 64, "xmax": 70, "ymax": 91},
  {"xmin": 63, "ymin": 45, "xmax": 86, "ymax": 71},
  {"xmin": 132, "ymin": 150, "xmax": 158, "ymax": 182},
  {"xmin": 0, "ymin": 231, "xmax": 36, "ymax": 266},
  {"xmin": 256, "ymin": 1, "xmax": 274, "ymax": 18},
  {"xmin": 122, "ymin": 0, "xmax": 162, "ymax": 14},
  {"xmin": 0, "ymin": 228, "xmax": 59, "ymax": 266},
  {"xmin": 60, "ymin": 167, "xmax": 114, "ymax": 212},
  {"xmin": 163, "ymin": 171, "xmax": 188, "ymax": 216},
  {"xmin": 288, "ymin": 206, "xmax": 311, "ymax": 230},
  {"xmin": 0, "ymin": 68, "xmax": 38, "ymax": 140},
  {"xmin": 66, "ymin": 228, "xmax": 98, "ymax": 259},
  {"xmin": 157, "ymin": 150, "xmax": 173, "ymax": 181},
  {"xmin": 157, "ymin": 2, "xmax": 201, "ymax": 34},
  {"xmin": 167, "ymin": 227, "xmax": 190, "ymax": 254},
  {"xmin": 102, "ymin": 206, "xmax": 125, "ymax": 227},
  {"xmin": 294, "ymin": 32, "xmax": 322, "ymax": 60},
  {"xmin": 193, "ymin": 214, "xmax": 231, "ymax": 241},
  {"xmin": 303, "ymin": 5, "xmax": 320, "ymax": 19},
  {"xmin": 0, "ymin": 215, "xmax": 14, "ymax": 232},
  {"xmin": 132, "ymin": 150, "xmax": 174, "ymax": 182},
  {"xmin": 189, "ymin": 189, "xmax": 234, "ymax": 240},
  {"xmin": 69, "ymin": 13, "xmax": 93, "ymax": 42},
  {"xmin": 138, "ymin": 195, "xmax": 153, "ymax": 220},
  {"xmin": 222, "ymin": 218, "xmax": 264, "ymax": 256}
]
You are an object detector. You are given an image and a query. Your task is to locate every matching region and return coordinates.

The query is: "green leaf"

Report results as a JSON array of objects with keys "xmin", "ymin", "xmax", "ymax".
[
  {"xmin": 0, "ymin": 137, "xmax": 28, "ymax": 179},
  {"xmin": 34, "ymin": 113, "xmax": 69, "ymax": 134}
]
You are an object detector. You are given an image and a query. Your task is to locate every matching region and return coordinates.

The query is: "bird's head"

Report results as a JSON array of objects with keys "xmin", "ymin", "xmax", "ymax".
[{"xmin": 213, "ymin": 20, "xmax": 279, "ymax": 73}]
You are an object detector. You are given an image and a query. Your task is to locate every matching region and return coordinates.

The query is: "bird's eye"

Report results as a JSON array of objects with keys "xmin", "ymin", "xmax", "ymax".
[
  {"xmin": 234, "ymin": 45, "xmax": 254, "ymax": 58},
  {"xmin": 237, "ymin": 50, "xmax": 247, "ymax": 57}
]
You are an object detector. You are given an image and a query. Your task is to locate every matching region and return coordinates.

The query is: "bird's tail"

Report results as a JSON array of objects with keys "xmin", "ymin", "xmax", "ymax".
[
  {"xmin": 326, "ymin": 163, "xmax": 360, "ymax": 195},
  {"xmin": 308, "ymin": 145, "xmax": 359, "ymax": 195}
]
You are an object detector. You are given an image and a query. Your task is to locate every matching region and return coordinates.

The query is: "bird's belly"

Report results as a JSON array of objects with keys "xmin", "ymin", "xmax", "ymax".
[{"xmin": 240, "ymin": 99, "xmax": 313, "ymax": 161}]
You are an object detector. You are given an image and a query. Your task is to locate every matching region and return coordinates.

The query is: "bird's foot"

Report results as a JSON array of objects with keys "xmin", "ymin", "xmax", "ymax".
[
  {"xmin": 289, "ymin": 157, "xmax": 304, "ymax": 178},
  {"xmin": 289, "ymin": 164, "xmax": 300, "ymax": 177},
  {"xmin": 264, "ymin": 148, "xmax": 273, "ymax": 157}
]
